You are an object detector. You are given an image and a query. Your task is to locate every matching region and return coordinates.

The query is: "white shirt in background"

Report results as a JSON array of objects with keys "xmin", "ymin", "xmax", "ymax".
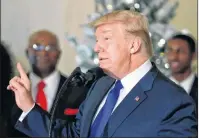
[
  {"xmin": 169, "ymin": 73, "xmax": 195, "ymax": 95},
  {"xmin": 19, "ymin": 70, "xmax": 60, "ymax": 121}
]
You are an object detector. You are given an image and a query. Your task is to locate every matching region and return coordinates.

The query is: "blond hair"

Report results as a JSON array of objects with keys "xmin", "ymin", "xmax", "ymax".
[{"xmin": 90, "ymin": 10, "xmax": 153, "ymax": 56}]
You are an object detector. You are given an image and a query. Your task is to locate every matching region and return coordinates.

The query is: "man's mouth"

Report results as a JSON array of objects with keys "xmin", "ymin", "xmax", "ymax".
[
  {"xmin": 170, "ymin": 61, "xmax": 180, "ymax": 68},
  {"xmin": 99, "ymin": 57, "xmax": 106, "ymax": 61},
  {"xmin": 99, "ymin": 57, "xmax": 108, "ymax": 61}
]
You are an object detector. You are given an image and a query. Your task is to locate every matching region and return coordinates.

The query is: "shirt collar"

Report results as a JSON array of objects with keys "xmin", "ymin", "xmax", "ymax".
[
  {"xmin": 170, "ymin": 73, "xmax": 195, "ymax": 84},
  {"xmin": 120, "ymin": 59, "xmax": 152, "ymax": 93},
  {"xmin": 30, "ymin": 70, "xmax": 60, "ymax": 88},
  {"xmin": 170, "ymin": 73, "xmax": 195, "ymax": 93}
]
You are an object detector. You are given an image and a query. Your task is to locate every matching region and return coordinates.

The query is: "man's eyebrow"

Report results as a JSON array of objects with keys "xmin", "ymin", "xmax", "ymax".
[{"xmin": 102, "ymin": 30, "xmax": 112, "ymax": 33}]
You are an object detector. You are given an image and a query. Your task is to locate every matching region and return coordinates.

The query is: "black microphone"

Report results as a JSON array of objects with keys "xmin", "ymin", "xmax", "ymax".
[
  {"xmin": 49, "ymin": 67, "xmax": 82, "ymax": 137},
  {"xmin": 70, "ymin": 67, "xmax": 105, "ymax": 87},
  {"xmin": 49, "ymin": 67, "xmax": 105, "ymax": 137}
]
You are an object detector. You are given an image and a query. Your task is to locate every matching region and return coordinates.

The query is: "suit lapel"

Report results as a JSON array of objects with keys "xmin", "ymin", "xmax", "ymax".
[
  {"xmin": 81, "ymin": 77, "xmax": 115, "ymax": 137},
  {"xmin": 107, "ymin": 66, "xmax": 157, "ymax": 137}
]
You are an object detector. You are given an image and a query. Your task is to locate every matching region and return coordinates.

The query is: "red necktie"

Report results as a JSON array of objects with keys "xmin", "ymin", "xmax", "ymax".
[{"xmin": 36, "ymin": 80, "xmax": 47, "ymax": 111}]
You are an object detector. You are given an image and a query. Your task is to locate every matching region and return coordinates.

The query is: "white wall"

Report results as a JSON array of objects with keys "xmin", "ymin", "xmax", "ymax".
[
  {"xmin": 1, "ymin": 0, "xmax": 77, "ymax": 75},
  {"xmin": 170, "ymin": 0, "xmax": 197, "ymax": 39},
  {"xmin": 1, "ymin": 0, "xmax": 197, "ymax": 75}
]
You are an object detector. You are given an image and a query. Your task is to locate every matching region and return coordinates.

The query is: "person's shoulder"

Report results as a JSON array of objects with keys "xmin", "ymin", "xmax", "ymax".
[
  {"xmin": 156, "ymin": 71, "xmax": 183, "ymax": 90},
  {"xmin": 59, "ymin": 72, "xmax": 67, "ymax": 80},
  {"xmin": 87, "ymin": 75, "xmax": 114, "ymax": 91},
  {"xmin": 154, "ymin": 71, "xmax": 194, "ymax": 103},
  {"xmin": 95, "ymin": 75, "xmax": 113, "ymax": 84}
]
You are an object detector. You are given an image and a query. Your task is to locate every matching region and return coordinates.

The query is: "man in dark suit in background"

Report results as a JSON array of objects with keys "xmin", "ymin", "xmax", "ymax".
[
  {"xmin": 11, "ymin": 30, "xmax": 89, "ymax": 137},
  {"xmin": 165, "ymin": 34, "xmax": 198, "ymax": 116},
  {"xmin": 8, "ymin": 10, "xmax": 197, "ymax": 137}
]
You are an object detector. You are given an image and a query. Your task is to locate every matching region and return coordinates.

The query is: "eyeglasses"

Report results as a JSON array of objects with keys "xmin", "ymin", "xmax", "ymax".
[{"xmin": 31, "ymin": 44, "xmax": 59, "ymax": 52}]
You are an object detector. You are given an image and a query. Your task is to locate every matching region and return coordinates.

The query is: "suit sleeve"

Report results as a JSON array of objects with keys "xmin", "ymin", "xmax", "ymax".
[
  {"xmin": 14, "ymin": 80, "xmax": 98, "ymax": 137},
  {"xmin": 14, "ymin": 102, "xmax": 84, "ymax": 137},
  {"xmin": 157, "ymin": 94, "xmax": 197, "ymax": 137}
]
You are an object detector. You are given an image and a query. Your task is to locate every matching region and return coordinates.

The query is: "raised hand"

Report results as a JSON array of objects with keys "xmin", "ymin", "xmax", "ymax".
[{"xmin": 7, "ymin": 63, "xmax": 34, "ymax": 112}]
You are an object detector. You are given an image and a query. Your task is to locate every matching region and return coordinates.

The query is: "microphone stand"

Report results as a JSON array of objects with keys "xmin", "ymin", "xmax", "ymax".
[{"xmin": 48, "ymin": 67, "xmax": 83, "ymax": 137}]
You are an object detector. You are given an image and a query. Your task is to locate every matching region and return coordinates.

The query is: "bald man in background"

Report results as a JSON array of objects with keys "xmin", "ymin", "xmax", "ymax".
[{"xmin": 11, "ymin": 30, "xmax": 88, "ymax": 137}]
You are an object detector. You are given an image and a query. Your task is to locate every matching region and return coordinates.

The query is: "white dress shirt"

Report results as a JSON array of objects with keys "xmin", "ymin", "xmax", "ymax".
[
  {"xmin": 92, "ymin": 60, "xmax": 152, "ymax": 122},
  {"xmin": 19, "ymin": 70, "xmax": 60, "ymax": 121},
  {"xmin": 169, "ymin": 73, "xmax": 195, "ymax": 94}
]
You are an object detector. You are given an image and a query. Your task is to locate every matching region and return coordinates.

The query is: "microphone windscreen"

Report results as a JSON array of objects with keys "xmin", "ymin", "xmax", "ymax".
[{"xmin": 87, "ymin": 67, "xmax": 105, "ymax": 81}]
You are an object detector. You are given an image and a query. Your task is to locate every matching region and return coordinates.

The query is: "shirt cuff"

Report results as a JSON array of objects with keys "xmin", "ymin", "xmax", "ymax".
[{"xmin": 18, "ymin": 103, "xmax": 35, "ymax": 122}]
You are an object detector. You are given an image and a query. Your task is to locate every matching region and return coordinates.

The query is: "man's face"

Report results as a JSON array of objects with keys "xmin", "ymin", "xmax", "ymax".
[
  {"xmin": 94, "ymin": 23, "xmax": 131, "ymax": 77},
  {"xmin": 165, "ymin": 39, "xmax": 193, "ymax": 74},
  {"xmin": 26, "ymin": 33, "xmax": 60, "ymax": 74}
]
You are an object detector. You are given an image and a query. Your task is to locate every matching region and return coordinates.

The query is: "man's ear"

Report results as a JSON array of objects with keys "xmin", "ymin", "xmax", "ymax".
[{"xmin": 130, "ymin": 37, "xmax": 142, "ymax": 54}]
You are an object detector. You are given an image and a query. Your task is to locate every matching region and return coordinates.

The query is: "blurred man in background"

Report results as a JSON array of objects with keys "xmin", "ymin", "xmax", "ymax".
[
  {"xmin": 11, "ymin": 30, "xmax": 89, "ymax": 137},
  {"xmin": 165, "ymin": 34, "xmax": 198, "ymax": 116}
]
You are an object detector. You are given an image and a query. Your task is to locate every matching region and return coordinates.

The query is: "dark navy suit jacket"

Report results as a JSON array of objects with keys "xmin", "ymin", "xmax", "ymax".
[
  {"xmin": 11, "ymin": 73, "xmax": 89, "ymax": 137},
  {"xmin": 15, "ymin": 65, "xmax": 197, "ymax": 137}
]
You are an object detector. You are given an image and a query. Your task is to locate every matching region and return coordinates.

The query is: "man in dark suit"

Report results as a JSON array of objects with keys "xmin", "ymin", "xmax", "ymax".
[
  {"xmin": 8, "ymin": 10, "xmax": 197, "ymax": 137},
  {"xmin": 10, "ymin": 30, "xmax": 88, "ymax": 137},
  {"xmin": 165, "ymin": 34, "xmax": 198, "ymax": 116}
]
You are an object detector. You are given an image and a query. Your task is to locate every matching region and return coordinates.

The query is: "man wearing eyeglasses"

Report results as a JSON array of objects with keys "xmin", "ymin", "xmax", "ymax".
[
  {"xmin": 11, "ymin": 30, "xmax": 88, "ymax": 137},
  {"xmin": 165, "ymin": 34, "xmax": 198, "ymax": 117},
  {"xmin": 25, "ymin": 30, "xmax": 65, "ymax": 114}
]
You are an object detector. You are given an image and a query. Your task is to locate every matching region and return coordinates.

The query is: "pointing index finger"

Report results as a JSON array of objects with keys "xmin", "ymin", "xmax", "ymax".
[{"xmin": 17, "ymin": 62, "xmax": 28, "ymax": 81}]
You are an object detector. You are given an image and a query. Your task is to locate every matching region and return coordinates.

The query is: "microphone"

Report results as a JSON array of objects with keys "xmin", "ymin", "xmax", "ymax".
[
  {"xmin": 49, "ymin": 67, "xmax": 82, "ymax": 137},
  {"xmin": 70, "ymin": 67, "xmax": 105, "ymax": 87},
  {"xmin": 49, "ymin": 67, "xmax": 105, "ymax": 137}
]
